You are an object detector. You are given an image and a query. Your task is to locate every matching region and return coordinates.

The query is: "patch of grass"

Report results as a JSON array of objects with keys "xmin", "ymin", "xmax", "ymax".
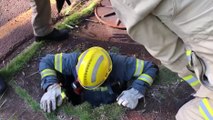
[
  {"xmin": 61, "ymin": 102, "xmax": 93, "ymax": 120},
  {"xmin": 11, "ymin": 81, "xmax": 40, "ymax": 111},
  {"xmin": 57, "ymin": 0, "xmax": 101, "ymax": 29},
  {"xmin": 45, "ymin": 113, "xmax": 57, "ymax": 120},
  {"xmin": 10, "ymin": 81, "xmax": 57, "ymax": 120},
  {"xmin": 61, "ymin": 102, "xmax": 124, "ymax": 120},
  {"xmin": 109, "ymin": 46, "xmax": 120, "ymax": 54},
  {"xmin": 92, "ymin": 103, "xmax": 124, "ymax": 120},
  {"xmin": 0, "ymin": 41, "xmax": 43, "ymax": 79},
  {"xmin": 155, "ymin": 65, "xmax": 180, "ymax": 85}
]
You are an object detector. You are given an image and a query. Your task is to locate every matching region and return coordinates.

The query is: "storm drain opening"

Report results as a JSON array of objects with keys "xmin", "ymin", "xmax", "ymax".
[{"xmin": 94, "ymin": 0, "xmax": 126, "ymax": 29}]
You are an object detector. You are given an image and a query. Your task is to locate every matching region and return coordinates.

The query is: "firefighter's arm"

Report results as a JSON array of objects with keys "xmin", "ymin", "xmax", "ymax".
[
  {"xmin": 39, "ymin": 53, "xmax": 79, "ymax": 113},
  {"xmin": 39, "ymin": 54, "xmax": 58, "ymax": 91},
  {"xmin": 131, "ymin": 60, "xmax": 159, "ymax": 94},
  {"xmin": 39, "ymin": 53, "xmax": 79, "ymax": 91},
  {"xmin": 117, "ymin": 59, "xmax": 159, "ymax": 109}
]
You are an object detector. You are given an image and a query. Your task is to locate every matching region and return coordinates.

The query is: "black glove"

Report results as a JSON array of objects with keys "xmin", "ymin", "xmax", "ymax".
[{"xmin": 56, "ymin": 0, "xmax": 71, "ymax": 13}]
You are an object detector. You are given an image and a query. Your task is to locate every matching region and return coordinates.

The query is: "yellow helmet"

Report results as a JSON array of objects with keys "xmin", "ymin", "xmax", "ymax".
[{"xmin": 76, "ymin": 46, "xmax": 112, "ymax": 89}]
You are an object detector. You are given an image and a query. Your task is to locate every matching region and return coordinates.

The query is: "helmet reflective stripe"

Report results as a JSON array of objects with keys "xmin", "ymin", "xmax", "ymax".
[
  {"xmin": 199, "ymin": 98, "xmax": 213, "ymax": 120},
  {"xmin": 138, "ymin": 74, "xmax": 153, "ymax": 86},
  {"xmin": 182, "ymin": 75, "xmax": 201, "ymax": 87},
  {"xmin": 41, "ymin": 69, "xmax": 56, "ymax": 79},
  {"xmin": 100, "ymin": 49, "xmax": 112, "ymax": 70},
  {"xmin": 54, "ymin": 53, "xmax": 63, "ymax": 73},
  {"xmin": 92, "ymin": 55, "xmax": 104, "ymax": 83},
  {"xmin": 134, "ymin": 59, "xmax": 144, "ymax": 77},
  {"xmin": 76, "ymin": 50, "xmax": 88, "ymax": 73}
]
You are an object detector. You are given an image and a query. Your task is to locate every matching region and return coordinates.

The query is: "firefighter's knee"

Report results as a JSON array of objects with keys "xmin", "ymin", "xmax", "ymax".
[
  {"xmin": 176, "ymin": 103, "xmax": 188, "ymax": 120},
  {"xmin": 176, "ymin": 98, "xmax": 203, "ymax": 120}
]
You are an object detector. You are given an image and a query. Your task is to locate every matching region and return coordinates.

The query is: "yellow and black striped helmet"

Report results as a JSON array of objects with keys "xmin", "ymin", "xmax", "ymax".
[{"xmin": 76, "ymin": 46, "xmax": 112, "ymax": 89}]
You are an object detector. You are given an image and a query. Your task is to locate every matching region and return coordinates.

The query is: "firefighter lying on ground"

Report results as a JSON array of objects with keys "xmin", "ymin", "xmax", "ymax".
[{"xmin": 39, "ymin": 46, "xmax": 159, "ymax": 113}]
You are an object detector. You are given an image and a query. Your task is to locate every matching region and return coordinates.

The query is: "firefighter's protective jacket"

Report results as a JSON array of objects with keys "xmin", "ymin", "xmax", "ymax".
[{"xmin": 39, "ymin": 52, "xmax": 158, "ymax": 106}]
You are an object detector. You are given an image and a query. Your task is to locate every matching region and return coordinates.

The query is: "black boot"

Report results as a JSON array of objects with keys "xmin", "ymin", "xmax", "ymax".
[
  {"xmin": 35, "ymin": 28, "xmax": 69, "ymax": 42},
  {"xmin": 0, "ymin": 76, "xmax": 6, "ymax": 95}
]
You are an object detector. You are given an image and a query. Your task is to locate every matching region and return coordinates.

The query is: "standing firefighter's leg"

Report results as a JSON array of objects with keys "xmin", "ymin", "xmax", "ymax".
[
  {"xmin": 30, "ymin": 0, "xmax": 53, "ymax": 36},
  {"xmin": 111, "ymin": 0, "xmax": 201, "ymax": 90},
  {"xmin": 176, "ymin": 85, "xmax": 213, "ymax": 120}
]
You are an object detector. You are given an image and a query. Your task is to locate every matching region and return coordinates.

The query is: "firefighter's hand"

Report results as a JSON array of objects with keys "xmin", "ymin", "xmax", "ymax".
[
  {"xmin": 116, "ymin": 88, "xmax": 143, "ymax": 109},
  {"xmin": 40, "ymin": 84, "xmax": 63, "ymax": 113}
]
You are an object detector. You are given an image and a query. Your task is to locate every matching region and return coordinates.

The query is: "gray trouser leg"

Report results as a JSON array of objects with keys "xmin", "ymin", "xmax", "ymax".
[{"xmin": 30, "ymin": 0, "xmax": 53, "ymax": 36}]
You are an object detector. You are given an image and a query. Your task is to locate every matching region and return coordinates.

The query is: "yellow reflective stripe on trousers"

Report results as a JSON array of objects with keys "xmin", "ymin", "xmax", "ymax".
[
  {"xmin": 199, "ymin": 98, "xmax": 213, "ymax": 120},
  {"xmin": 133, "ymin": 59, "xmax": 144, "ymax": 77},
  {"xmin": 182, "ymin": 75, "xmax": 200, "ymax": 87},
  {"xmin": 41, "ymin": 69, "xmax": 56, "ymax": 79},
  {"xmin": 54, "ymin": 53, "xmax": 63, "ymax": 73},
  {"xmin": 138, "ymin": 74, "xmax": 153, "ymax": 86},
  {"xmin": 186, "ymin": 50, "xmax": 192, "ymax": 67}
]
